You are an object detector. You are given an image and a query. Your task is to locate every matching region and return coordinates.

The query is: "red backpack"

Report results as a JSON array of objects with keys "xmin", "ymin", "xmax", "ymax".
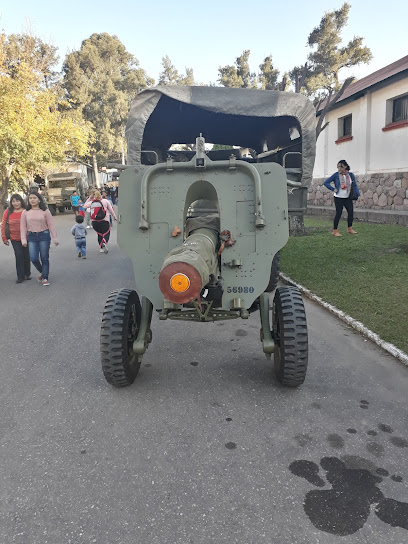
[{"xmin": 90, "ymin": 199, "xmax": 107, "ymax": 221}]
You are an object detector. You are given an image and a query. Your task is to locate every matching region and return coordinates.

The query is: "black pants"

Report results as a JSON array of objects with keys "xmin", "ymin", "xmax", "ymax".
[
  {"xmin": 10, "ymin": 240, "xmax": 31, "ymax": 280},
  {"xmin": 334, "ymin": 196, "xmax": 354, "ymax": 228},
  {"xmin": 92, "ymin": 220, "xmax": 111, "ymax": 246}
]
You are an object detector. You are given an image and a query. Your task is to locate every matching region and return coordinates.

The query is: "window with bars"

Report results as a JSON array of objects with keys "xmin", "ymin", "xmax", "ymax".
[{"xmin": 392, "ymin": 95, "xmax": 408, "ymax": 123}]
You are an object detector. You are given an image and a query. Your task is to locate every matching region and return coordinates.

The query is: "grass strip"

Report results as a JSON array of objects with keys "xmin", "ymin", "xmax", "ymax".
[{"xmin": 280, "ymin": 217, "xmax": 408, "ymax": 354}]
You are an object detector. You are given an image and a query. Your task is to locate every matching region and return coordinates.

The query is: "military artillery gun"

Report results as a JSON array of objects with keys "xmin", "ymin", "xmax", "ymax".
[{"xmin": 101, "ymin": 86, "xmax": 316, "ymax": 388}]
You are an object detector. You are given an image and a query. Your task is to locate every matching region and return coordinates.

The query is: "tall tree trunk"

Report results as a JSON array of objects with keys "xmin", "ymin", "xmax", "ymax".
[
  {"xmin": 0, "ymin": 164, "xmax": 14, "ymax": 209},
  {"xmin": 92, "ymin": 152, "xmax": 100, "ymax": 188}
]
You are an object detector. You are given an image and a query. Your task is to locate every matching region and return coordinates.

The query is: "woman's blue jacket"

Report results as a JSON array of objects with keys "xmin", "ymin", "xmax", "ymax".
[{"xmin": 323, "ymin": 172, "xmax": 360, "ymax": 197}]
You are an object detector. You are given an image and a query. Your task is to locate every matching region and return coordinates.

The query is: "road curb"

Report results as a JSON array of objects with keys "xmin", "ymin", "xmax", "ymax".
[{"xmin": 279, "ymin": 272, "xmax": 408, "ymax": 368}]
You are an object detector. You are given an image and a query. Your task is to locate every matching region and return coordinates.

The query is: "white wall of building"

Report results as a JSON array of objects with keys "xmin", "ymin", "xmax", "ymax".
[
  {"xmin": 369, "ymin": 80, "xmax": 408, "ymax": 172},
  {"xmin": 313, "ymin": 78, "xmax": 408, "ymax": 178}
]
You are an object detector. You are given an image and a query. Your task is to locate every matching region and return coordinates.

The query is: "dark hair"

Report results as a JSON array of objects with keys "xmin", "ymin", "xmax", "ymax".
[
  {"xmin": 8, "ymin": 194, "xmax": 26, "ymax": 213},
  {"xmin": 72, "ymin": 190, "xmax": 77, "ymax": 194},
  {"xmin": 338, "ymin": 160, "xmax": 350, "ymax": 171},
  {"xmin": 26, "ymin": 191, "xmax": 47, "ymax": 211},
  {"xmin": 76, "ymin": 215, "xmax": 84, "ymax": 223}
]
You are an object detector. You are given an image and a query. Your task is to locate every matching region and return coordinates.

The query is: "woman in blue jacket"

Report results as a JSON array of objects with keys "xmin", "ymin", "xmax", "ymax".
[{"xmin": 324, "ymin": 160, "xmax": 360, "ymax": 236}]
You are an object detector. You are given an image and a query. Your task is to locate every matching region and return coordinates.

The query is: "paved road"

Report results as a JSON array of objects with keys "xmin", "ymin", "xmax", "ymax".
[{"xmin": 0, "ymin": 213, "xmax": 407, "ymax": 544}]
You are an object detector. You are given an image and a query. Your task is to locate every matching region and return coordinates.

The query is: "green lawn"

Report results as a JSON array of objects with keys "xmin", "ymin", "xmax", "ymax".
[{"xmin": 280, "ymin": 217, "xmax": 408, "ymax": 354}]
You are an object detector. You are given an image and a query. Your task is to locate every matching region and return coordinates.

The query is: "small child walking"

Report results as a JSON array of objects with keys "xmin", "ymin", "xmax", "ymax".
[{"xmin": 71, "ymin": 215, "xmax": 87, "ymax": 259}]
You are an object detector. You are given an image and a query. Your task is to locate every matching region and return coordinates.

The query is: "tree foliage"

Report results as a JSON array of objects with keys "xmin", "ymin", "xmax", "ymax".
[
  {"xmin": 62, "ymin": 33, "xmax": 153, "ymax": 164},
  {"xmin": 158, "ymin": 56, "xmax": 195, "ymax": 86},
  {"xmin": 3, "ymin": 32, "xmax": 60, "ymax": 89},
  {"xmin": 219, "ymin": 51, "xmax": 287, "ymax": 90},
  {"xmin": 218, "ymin": 4, "xmax": 371, "ymax": 138},
  {"xmin": 0, "ymin": 32, "xmax": 92, "ymax": 204},
  {"xmin": 258, "ymin": 55, "xmax": 280, "ymax": 90},
  {"xmin": 218, "ymin": 50, "xmax": 258, "ymax": 88},
  {"xmin": 292, "ymin": 2, "xmax": 372, "ymax": 137}
]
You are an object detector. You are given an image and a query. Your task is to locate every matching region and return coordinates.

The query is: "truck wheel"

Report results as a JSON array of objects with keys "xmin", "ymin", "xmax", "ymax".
[
  {"xmin": 58, "ymin": 206, "xmax": 65, "ymax": 214},
  {"xmin": 264, "ymin": 251, "xmax": 280, "ymax": 292},
  {"xmin": 272, "ymin": 286, "xmax": 308, "ymax": 387},
  {"xmin": 49, "ymin": 205, "xmax": 56, "ymax": 216},
  {"xmin": 100, "ymin": 289, "xmax": 142, "ymax": 387}
]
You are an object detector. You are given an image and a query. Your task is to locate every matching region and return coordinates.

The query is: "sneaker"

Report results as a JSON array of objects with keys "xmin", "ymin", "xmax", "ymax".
[
  {"xmin": 82, "ymin": 256, "xmax": 87, "ymax": 259},
  {"xmin": 78, "ymin": 251, "xmax": 82, "ymax": 258},
  {"xmin": 99, "ymin": 248, "xmax": 105, "ymax": 253},
  {"xmin": 103, "ymin": 243, "xmax": 108, "ymax": 254},
  {"xmin": 37, "ymin": 274, "xmax": 43, "ymax": 282},
  {"xmin": 25, "ymin": 274, "xmax": 32, "ymax": 280},
  {"xmin": 86, "ymin": 226, "xmax": 91, "ymax": 229},
  {"xmin": 42, "ymin": 279, "xmax": 50, "ymax": 286},
  {"xmin": 16, "ymin": 278, "xmax": 24, "ymax": 284}
]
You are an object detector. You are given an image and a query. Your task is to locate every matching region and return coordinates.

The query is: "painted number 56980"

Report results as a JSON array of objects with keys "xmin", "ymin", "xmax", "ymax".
[{"xmin": 227, "ymin": 286, "xmax": 255, "ymax": 294}]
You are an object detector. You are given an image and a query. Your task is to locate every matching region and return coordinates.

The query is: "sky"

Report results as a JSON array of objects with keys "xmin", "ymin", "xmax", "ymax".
[{"xmin": 1, "ymin": 0, "xmax": 407, "ymax": 86}]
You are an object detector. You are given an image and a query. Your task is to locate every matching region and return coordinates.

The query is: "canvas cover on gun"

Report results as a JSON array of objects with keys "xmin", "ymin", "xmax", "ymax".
[{"xmin": 126, "ymin": 86, "xmax": 316, "ymax": 187}]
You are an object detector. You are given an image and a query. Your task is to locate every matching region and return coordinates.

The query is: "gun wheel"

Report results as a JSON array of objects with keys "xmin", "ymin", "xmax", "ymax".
[
  {"xmin": 273, "ymin": 286, "xmax": 308, "ymax": 387},
  {"xmin": 100, "ymin": 289, "xmax": 142, "ymax": 387}
]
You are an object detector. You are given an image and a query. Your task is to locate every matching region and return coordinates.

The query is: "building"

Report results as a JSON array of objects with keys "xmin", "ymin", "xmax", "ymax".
[{"xmin": 309, "ymin": 56, "xmax": 408, "ymax": 213}]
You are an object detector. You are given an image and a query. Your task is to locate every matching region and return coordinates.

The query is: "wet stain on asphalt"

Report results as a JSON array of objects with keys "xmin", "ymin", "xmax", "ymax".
[
  {"xmin": 225, "ymin": 442, "xmax": 237, "ymax": 450},
  {"xmin": 366, "ymin": 441, "xmax": 384, "ymax": 457},
  {"xmin": 235, "ymin": 329, "xmax": 248, "ymax": 337},
  {"xmin": 289, "ymin": 401, "xmax": 408, "ymax": 536},
  {"xmin": 289, "ymin": 456, "xmax": 408, "ymax": 535},
  {"xmin": 390, "ymin": 437, "xmax": 408, "ymax": 448},
  {"xmin": 378, "ymin": 423, "xmax": 393, "ymax": 433},
  {"xmin": 289, "ymin": 460, "xmax": 325, "ymax": 487},
  {"xmin": 190, "ymin": 361, "xmax": 199, "ymax": 367},
  {"xmin": 295, "ymin": 434, "xmax": 313, "ymax": 447},
  {"xmin": 327, "ymin": 434, "xmax": 345, "ymax": 449},
  {"xmin": 311, "ymin": 402, "xmax": 322, "ymax": 410},
  {"xmin": 391, "ymin": 475, "xmax": 403, "ymax": 483}
]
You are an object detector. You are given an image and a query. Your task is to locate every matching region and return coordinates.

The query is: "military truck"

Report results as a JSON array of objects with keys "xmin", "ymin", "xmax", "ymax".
[
  {"xmin": 46, "ymin": 172, "xmax": 88, "ymax": 215},
  {"xmin": 101, "ymin": 86, "xmax": 316, "ymax": 388}
]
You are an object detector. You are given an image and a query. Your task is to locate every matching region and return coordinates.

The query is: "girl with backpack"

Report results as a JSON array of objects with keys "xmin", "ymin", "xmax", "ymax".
[{"xmin": 84, "ymin": 190, "xmax": 117, "ymax": 253}]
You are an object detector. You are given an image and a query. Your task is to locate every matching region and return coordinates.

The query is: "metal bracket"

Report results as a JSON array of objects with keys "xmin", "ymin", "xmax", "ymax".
[
  {"xmin": 259, "ymin": 293, "xmax": 275, "ymax": 357},
  {"xmin": 132, "ymin": 297, "xmax": 153, "ymax": 354},
  {"xmin": 229, "ymin": 155, "xmax": 237, "ymax": 170}
]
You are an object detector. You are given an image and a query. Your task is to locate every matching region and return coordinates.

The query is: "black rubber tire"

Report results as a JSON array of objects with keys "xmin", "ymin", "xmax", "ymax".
[
  {"xmin": 58, "ymin": 206, "xmax": 65, "ymax": 214},
  {"xmin": 49, "ymin": 205, "xmax": 56, "ymax": 216},
  {"xmin": 100, "ymin": 289, "xmax": 142, "ymax": 387},
  {"xmin": 272, "ymin": 286, "xmax": 308, "ymax": 387},
  {"xmin": 265, "ymin": 251, "xmax": 280, "ymax": 293}
]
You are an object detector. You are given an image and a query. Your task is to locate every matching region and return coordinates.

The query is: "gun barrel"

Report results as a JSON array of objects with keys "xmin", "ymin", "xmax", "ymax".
[{"xmin": 159, "ymin": 228, "xmax": 218, "ymax": 304}]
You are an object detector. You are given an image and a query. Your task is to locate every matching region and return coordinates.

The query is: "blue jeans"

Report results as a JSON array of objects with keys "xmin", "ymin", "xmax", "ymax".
[
  {"xmin": 10, "ymin": 240, "xmax": 31, "ymax": 280},
  {"xmin": 75, "ymin": 237, "xmax": 86, "ymax": 256},
  {"xmin": 27, "ymin": 230, "xmax": 51, "ymax": 279}
]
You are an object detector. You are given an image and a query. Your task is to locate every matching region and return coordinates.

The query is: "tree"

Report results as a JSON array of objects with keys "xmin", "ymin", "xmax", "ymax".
[
  {"xmin": 158, "ymin": 56, "xmax": 195, "ymax": 86},
  {"xmin": 4, "ymin": 32, "xmax": 60, "ymax": 89},
  {"xmin": 258, "ymin": 55, "xmax": 280, "ymax": 90},
  {"xmin": 63, "ymin": 33, "xmax": 153, "ymax": 178},
  {"xmin": 291, "ymin": 2, "xmax": 372, "ymax": 137},
  {"xmin": 218, "ymin": 50, "xmax": 257, "ymax": 88},
  {"xmin": 0, "ymin": 33, "xmax": 91, "ymax": 206}
]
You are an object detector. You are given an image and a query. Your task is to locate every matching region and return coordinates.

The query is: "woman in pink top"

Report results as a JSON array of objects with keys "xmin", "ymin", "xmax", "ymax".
[
  {"xmin": 21, "ymin": 192, "xmax": 59, "ymax": 287},
  {"xmin": 84, "ymin": 190, "xmax": 117, "ymax": 253}
]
